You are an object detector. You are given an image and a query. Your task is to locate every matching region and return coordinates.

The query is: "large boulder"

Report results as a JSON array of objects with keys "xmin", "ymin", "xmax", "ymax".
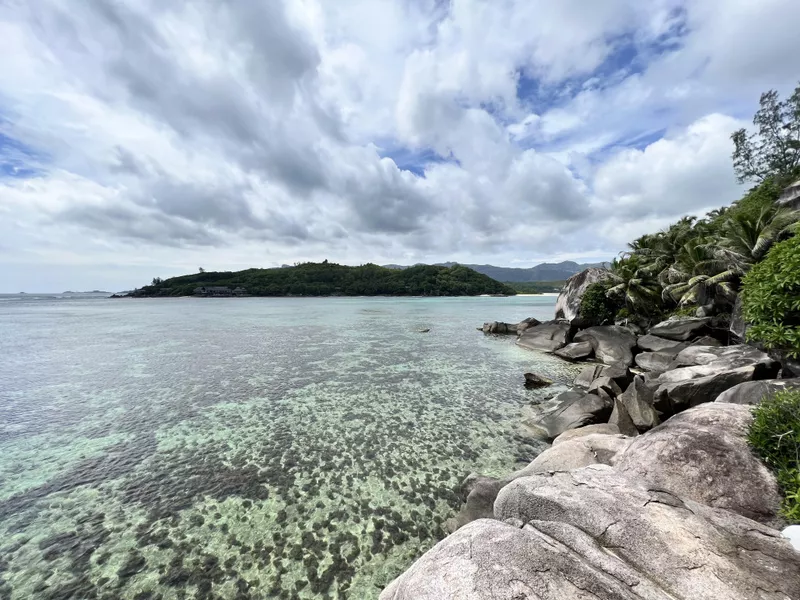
[
  {"xmin": 574, "ymin": 326, "xmax": 637, "ymax": 367},
  {"xmin": 714, "ymin": 378, "xmax": 800, "ymax": 405},
  {"xmin": 636, "ymin": 334, "xmax": 686, "ymax": 353},
  {"xmin": 526, "ymin": 390, "xmax": 613, "ymax": 440},
  {"xmin": 552, "ymin": 423, "xmax": 621, "ymax": 445},
  {"xmin": 618, "ymin": 375, "xmax": 660, "ymax": 432},
  {"xmin": 516, "ymin": 320, "xmax": 572, "ymax": 352},
  {"xmin": 653, "ymin": 365, "xmax": 763, "ymax": 414},
  {"xmin": 634, "ymin": 351, "xmax": 675, "ymax": 372},
  {"xmin": 615, "ymin": 403, "xmax": 783, "ymax": 526},
  {"xmin": 648, "ymin": 317, "xmax": 711, "ymax": 341},
  {"xmin": 669, "ymin": 344, "xmax": 773, "ymax": 369},
  {"xmin": 452, "ymin": 475, "xmax": 506, "ymax": 529},
  {"xmin": 608, "ymin": 398, "xmax": 639, "ymax": 436},
  {"xmin": 490, "ymin": 466, "xmax": 800, "ymax": 600},
  {"xmin": 512, "ymin": 434, "xmax": 631, "ymax": 476},
  {"xmin": 575, "ymin": 364, "xmax": 632, "ymax": 391},
  {"xmin": 554, "ymin": 341, "xmax": 594, "ymax": 361},
  {"xmin": 554, "ymin": 267, "xmax": 612, "ymax": 323}
]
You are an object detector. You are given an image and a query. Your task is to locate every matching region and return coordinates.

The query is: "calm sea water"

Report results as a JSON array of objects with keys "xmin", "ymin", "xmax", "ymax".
[{"xmin": 0, "ymin": 294, "xmax": 576, "ymax": 600}]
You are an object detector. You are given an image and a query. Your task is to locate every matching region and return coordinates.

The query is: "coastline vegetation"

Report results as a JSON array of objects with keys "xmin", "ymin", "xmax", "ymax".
[
  {"xmin": 580, "ymin": 84, "xmax": 800, "ymax": 359},
  {"xmin": 132, "ymin": 262, "xmax": 517, "ymax": 298},
  {"xmin": 504, "ymin": 280, "xmax": 565, "ymax": 294}
]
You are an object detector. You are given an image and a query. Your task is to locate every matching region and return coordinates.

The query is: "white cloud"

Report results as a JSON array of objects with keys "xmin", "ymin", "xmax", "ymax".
[{"xmin": 0, "ymin": 0, "xmax": 798, "ymax": 291}]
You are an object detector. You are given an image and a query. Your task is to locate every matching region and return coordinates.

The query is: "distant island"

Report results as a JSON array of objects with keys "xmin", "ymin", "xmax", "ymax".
[
  {"xmin": 63, "ymin": 290, "xmax": 110, "ymax": 294},
  {"xmin": 385, "ymin": 260, "xmax": 607, "ymax": 282},
  {"xmin": 125, "ymin": 262, "xmax": 517, "ymax": 298}
]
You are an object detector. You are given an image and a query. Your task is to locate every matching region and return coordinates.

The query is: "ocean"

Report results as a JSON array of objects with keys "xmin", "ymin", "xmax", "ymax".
[{"xmin": 0, "ymin": 294, "xmax": 577, "ymax": 599}]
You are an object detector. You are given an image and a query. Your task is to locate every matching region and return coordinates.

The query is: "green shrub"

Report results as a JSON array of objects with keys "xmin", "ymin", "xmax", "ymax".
[
  {"xmin": 579, "ymin": 282, "xmax": 618, "ymax": 325},
  {"xmin": 748, "ymin": 390, "xmax": 800, "ymax": 523},
  {"xmin": 742, "ymin": 236, "xmax": 800, "ymax": 358}
]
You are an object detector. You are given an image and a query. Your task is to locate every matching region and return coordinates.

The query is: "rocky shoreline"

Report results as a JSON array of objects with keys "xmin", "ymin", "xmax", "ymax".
[{"xmin": 380, "ymin": 275, "xmax": 800, "ymax": 599}]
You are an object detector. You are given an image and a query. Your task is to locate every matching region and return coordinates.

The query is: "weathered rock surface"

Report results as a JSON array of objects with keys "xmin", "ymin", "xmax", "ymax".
[
  {"xmin": 618, "ymin": 375, "xmax": 659, "ymax": 432},
  {"xmin": 488, "ymin": 466, "xmax": 800, "ymax": 600},
  {"xmin": 512, "ymin": 434, "xmax": 631, "ymax": 476},
  {"xmin": 653, "ymin": 365, "xmax": 762, "ymax": 414},
  {"xmin": 481, "ymin": 321, "xmax": 515, "ymax": 334},
  {"xmin": 669, "ymin": 344, "xmax": 773, "ymax": 369},
  {"xmin": 588, "ymin": 375, "xmax": 622, "ymax": 398},
  {"xmin": 516, "ymin": 320, "xmax": 572, "ymax": 352},
  {"xmin": 552, "ymin": 423, "xmax": 621, "ymax": 445},
  {"xmin": 715, "ymin": 378, "xmax": 800, "ymax": 404},
  {"xmin": 730, "ymin": 295, "xmax": 747, "ymax": 341},
  {"xmin": 528, "ymin": 390, "xmax": 613, "ymax": 440},
  {"xmin": 574, "ymin": 366, "xmax": 633, "ymax": 398},
  {"xmin": 554, "ymin": 341, "xmax": 594, "ymax": 361},
  {"xmin": 608, "ymin": 398, "xmax": 639, "ymax": 436},
  {"xmin": 554, "ymin": 267, "xmax": 612, "ymax": 323},
  {"xmin": 574, "ymin": 326, "xmax": 637, "ymax": 367},
  {"xmin": 452, "ymin": 475, "xmax": 506, "ymax": 529},
  {"xmin": 634, "ymin": 351, "xmax": 675, "ymax": 372},
  {"xmin": 615, "ymin": 403, "xmax": 782, "ymax": 526},
  {"xmin": 648, "ymin": 317, "xmax": 711, "ymax": 341},
  {"xmin": 516, "ymin": 317, "xmax": 541, "ymax": 334},
  {"xmin": 636, "ymin": 334, "xmax": 686, "ymax": 353}
]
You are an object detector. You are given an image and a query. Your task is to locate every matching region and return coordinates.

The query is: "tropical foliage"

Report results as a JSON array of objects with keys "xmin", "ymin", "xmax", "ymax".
[
  {"xmin": 604, "ymin": 84, "xmax": 800, "ymax": 332},
  {"xmin": 748, "ymin": 389, "xmax": 800, "ymax": 523},
  {"xmin": 133, "ymin": 262, "xmax": 517, "ymax": 297},
  {"xmin": 741, "ymin": 236, "xmax": 800, "ymax": 358}
]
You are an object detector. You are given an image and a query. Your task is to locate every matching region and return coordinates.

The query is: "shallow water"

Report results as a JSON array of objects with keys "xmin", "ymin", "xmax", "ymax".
[{"xmin": 0, "ymin": 295, "xmax": 577, "ymax": 599}]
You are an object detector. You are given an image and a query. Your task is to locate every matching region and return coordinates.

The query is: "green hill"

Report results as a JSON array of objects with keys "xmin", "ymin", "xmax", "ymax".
[{"xmin": 130, "ymin": 262, "xmax": 517, "ymax": 297}]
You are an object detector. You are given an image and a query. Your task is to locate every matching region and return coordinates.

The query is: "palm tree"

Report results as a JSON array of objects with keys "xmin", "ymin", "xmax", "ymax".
[{"xmin": 606, "ymin": 256, "xmax": 661, "ymax": 313}]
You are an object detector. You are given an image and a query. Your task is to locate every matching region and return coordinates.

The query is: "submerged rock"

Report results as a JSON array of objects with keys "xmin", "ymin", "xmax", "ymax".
[
  {"xmin": 615, "ymin": 403, "xmax": 783, "ymax": 527},
  {"xmin": 523, "ymin": 373, "xmax": 553, "ymax": 388}
]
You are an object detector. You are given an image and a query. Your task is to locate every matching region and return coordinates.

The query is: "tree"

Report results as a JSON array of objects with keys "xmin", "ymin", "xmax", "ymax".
[
  {"xmin": 606, "ymin": 256, "xmax": 661, "ymax": 314},
  {"xmin": 731, "ymin": 84, "xmax": 800, "ymax": 183},
  {"xmin": 152, "ymin": 277, "xmax": 163, "ymax": 285},
  {"xmin": 198, "ymin": 267, "xmax": 205, "ymax": 273}
]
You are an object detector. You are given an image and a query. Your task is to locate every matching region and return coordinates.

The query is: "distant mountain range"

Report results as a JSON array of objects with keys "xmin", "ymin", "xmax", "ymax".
[{"xmin": 383, "ymin": 261, "xmax": 608, "ymax": 282}]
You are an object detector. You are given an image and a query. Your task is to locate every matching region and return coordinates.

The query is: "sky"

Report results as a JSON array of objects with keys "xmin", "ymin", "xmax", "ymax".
[{"xmin": 1, "ymin": 0, "xmax": 799, "ymax": 292}]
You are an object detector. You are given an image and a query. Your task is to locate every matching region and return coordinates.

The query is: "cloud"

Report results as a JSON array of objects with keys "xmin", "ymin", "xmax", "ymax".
[{"xmin": 0, "ymin": 0, "xmax": 799, "ymax": 291}]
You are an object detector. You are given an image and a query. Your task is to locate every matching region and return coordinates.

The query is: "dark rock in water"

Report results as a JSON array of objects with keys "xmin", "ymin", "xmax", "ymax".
[
  {"xmin": 634, "ymin": 351, "xmax": 675, "ymax": 373},
  {"xmin": 483, "ymin": 317, "xmax": 540, "ymax": 335},
  {"xmin": 554, "ymin": 267, "xmax": 612, "ymax": 323},
  {"xmin": 523, "ymin": 373, "xmax": 553, "ymax": 388},
  {"xmin": 574, "ymin": 326, "xmax": 637, "ymax": 368},
  {"xmin": 648, "ymin": 317, "xmax": 711, "ymax": 341},
  {"xmin": 553, "ymin": 341, "xmax": 594, "ymax": 361},
  {"xmin": 636, "ymin": 334, "xmax": 686, "ymax": 353},
  {"xmin": 618, "ymin": 375, "xmax": 659, "ymax": 433},
  {"xmin": 532, "ymin": 390, "xmax": 613, "ymax": 440},
  {"xmin": 608, "ymin": 399, "xmax": 639, "ymax": 437},
  {"xmin": 516, "ymin": 317, "xmax": 541, "ymax": 334},
  {"xmin": 418, "ymin": 328, "xmax": 430, "ymax": 333},
  {"xmin": 714, "ymin": 379, "xmax": 800, "ymax": 405},
  {"xmin": 516, "ymin": 321, "xmax": 572, "ymax": 352},
  {"xmin": 615, "ymin": 403, "xmax": 783, "ymax": 527}
]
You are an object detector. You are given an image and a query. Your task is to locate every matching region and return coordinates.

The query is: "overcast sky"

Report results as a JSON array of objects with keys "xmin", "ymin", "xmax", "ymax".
[{"xmin": 1, "ymin": 0, "xmax": 799, "ymax": 292}]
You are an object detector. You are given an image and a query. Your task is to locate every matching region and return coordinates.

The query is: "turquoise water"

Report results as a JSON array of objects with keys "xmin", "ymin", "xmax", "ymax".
[{"xmin": 0, "ymin": 295, "xmax": 576, "ymax": 599}]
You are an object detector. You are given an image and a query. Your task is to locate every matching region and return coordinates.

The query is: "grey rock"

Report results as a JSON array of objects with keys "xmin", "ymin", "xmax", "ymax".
[
  {"xmin": 531, "ymin": 390, "xmax": 613, "ymax": 440},
  {"xmin": 777, "ymin": 177, "xmax": 800, "ymax": 210},
  {"xmin": 482, "ymin": 321, "xmax": 514, "ymax": 334},
  {"xmin": 554, "ymin": 267, "xmax": 612, "ymax": 323},
  {"xmin": 653, "ymin": 365, "xmax": 762, "ymax": 414},
  {"xmin": 491, "ymin": 466, "xmax": 800, "ymax": 600},
  {"xmin": 588, "ymin": 375, "xmax": 622, "ymax": 398},
  {"xmin": 636, "ymin": 334, "xmax": 686, "ymax": 353},
  {"xmin": 608, "ymin": 398, "xmax": 639, "ymax": 436},
  {"xmin": 516, "ymin": 316, "xmax": 541, "ymax": 334},
  {"xmin": 615, "ymin": 403, "xmax": 783, "ymax": 527},
  {"xmin": 619, "ymin": 375, "xmax": 660, "ymax": 432},
  {"xmin": 648, "ymin": 317, "xmax": 711, "ymax": 341},
  {"xmin": 452, "ymin": 474, "xmax": 506, "ymax": 529},
  {"xmin": 574, "ymin": 326, "xmax": 637, "ymax": 367},
  {"xmin": 730, "ymin": 295, "xmax": 747, "ymax": 341},
  {"xmin": 575, "ymin": 363, "xmax": 632, "ymax": 391},
  {"xmin": 516, "ymin": 320, "xmax": 572, "ymax": 352},
  {"xmin": 523, "ymin": 372, "xmax": 553, "ymax": 388},
  {"xmin": 670, "ymin": 344, "xmax": 770, "ymax": 368},
  {"xmin": 714, "ymin": 378, "xmax": 800, "ymax": 405},
  {"xmin": 552, "ymin": 423, "xmax": 621, "ymax": 445},
  {"xmin": 695, "ymin": 303, "xmax": 715, "ymax": 317},
  {"xmin": 513, "ymin": 434, "xmax": 631, "ymax": 476},
  {"xmin": 554, "ymin": 341, "xmax": 594, "ymax": 361},
  {"xmin": 634, "ymin": 351, "xmax": 675, "ymax": 372},
  {"xmin": 689, "ymin": 335, "xmax": 722, "ymax": 347}
]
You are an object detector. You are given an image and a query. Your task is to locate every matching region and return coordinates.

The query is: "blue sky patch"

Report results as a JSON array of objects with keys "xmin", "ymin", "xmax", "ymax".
[
  {"xmin": 0, "ymin": 131, "xmax": 45, "ymax": 179},
  {"xmin": 379, "ymin": 143, "xmax": 460, "ymax": 177}
]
